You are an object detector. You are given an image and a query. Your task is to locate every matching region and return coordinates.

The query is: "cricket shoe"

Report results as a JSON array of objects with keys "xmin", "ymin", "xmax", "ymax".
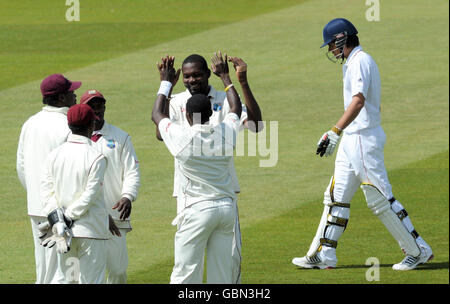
[
  {"xmin": 292, "ymin": 252, "xmax": 336, "ymax": 269},
  {"xmin": 392, "ymin": 242, "xmax": 433, "ymax": 271}
]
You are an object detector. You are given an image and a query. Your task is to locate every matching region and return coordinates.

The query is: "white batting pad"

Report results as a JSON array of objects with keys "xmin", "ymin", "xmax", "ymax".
[{"xmin": 361, "ymin": 183, "xmax": 420, "ymax": 257}]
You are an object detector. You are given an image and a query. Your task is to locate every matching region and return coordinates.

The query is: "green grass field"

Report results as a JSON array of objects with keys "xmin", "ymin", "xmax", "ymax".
[{"xmin": 0, "ymin": 0, "xmax": 448, "ymax": 284}]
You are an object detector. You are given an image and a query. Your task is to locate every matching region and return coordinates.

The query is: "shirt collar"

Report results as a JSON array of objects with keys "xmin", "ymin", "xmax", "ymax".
[
  {"xmin": 67, "ymin": 133, "xmax": 91, "ymax": 144},
  {"xmin": 345, "ymin": 45, "xmax": 363, "ymax": 66},
  {"xmin": 42, "ymin": 105, "xmax": 69, "ymax": 115}
]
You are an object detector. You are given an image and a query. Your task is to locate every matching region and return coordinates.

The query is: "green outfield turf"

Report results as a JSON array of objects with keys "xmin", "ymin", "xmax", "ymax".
[
  {"xmin": 0, "ymin": 0, "xmax": 448, "ymax": 284},
  {"xmin": 0, "ymin": 0, "xmax": 300, "ymax": 91}
]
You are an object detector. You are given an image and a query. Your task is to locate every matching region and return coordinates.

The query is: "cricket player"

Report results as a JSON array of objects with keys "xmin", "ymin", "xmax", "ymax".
[
  {"xmin": 152, "ymin": 54, "xmax": 242, "ymax": 283},
  {"xmin": 80, "ymin": 89, "xmax": 141, "ymax": 284},
  {"xmin": 17, "ymin": 73, "xmax": 81, "ymax": 283},
  {"xmin": 155, "ymin": 53, "xmax": 262, "ymax": 283},
  {"xmin": 41, "ymin": 103, "xmax": 109, "ymax": 284},
  {"xmin": 292, "ymin": 18, "xmax": 433, "ymax": 270}
]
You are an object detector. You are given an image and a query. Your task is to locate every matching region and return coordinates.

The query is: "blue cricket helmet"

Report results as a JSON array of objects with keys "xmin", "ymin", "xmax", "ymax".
[{"xmin": 321, "ymin": 18, "xmax": 358, "ymax": 48}]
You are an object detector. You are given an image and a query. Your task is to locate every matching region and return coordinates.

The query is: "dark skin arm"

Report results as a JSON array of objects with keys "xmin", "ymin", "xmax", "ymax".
[
  {"xmin": 152, "ymin": 56, "xmax": 178, "ymax": 127},
  {"xmin": 228, "ymin": 56, "xmax": 262, "ymax": 132},
  {"xmin": 155, "ymin": 56, "xmax": 181, "ymax": 141},
  {"xmin": 211, "ymin": 51, "xmax": 242, "ymax": 118}
]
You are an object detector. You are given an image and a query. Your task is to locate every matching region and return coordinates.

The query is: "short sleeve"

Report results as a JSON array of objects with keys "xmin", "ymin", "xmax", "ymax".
[
  {"xmin": 350, "ymin": 55, "xmax": 371, "ymax": 99},
  {"xmin": 159, "ymin": 118, "xmax": 191, "ymax": 156}
]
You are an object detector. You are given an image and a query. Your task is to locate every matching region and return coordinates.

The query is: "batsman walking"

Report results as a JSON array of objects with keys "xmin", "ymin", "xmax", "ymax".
[{"xmin": 292, "ymin": 18, "xmax": 433, "ymax": 271}]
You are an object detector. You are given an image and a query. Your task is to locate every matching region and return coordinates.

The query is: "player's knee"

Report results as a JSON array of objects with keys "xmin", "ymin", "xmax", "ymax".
[{"xmin": 361, "ymin": 184, "xmax": 390, "ymax": 215}]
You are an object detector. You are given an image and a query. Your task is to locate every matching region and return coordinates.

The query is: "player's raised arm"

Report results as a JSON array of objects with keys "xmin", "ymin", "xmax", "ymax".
[
  {"xmin": 211, "ymin": 51, "xmax": 241, "ymax": 118},
  {"xmin": 154, "ymin": 55, "xmax": 181, "ymax": 140},
  {"xmin": 228, "ymin": 56, "xmax": 262, "ymax": 132},
  {"xmin": 152, "ymin": 56, "xmax": 180, "ymax": 127}
]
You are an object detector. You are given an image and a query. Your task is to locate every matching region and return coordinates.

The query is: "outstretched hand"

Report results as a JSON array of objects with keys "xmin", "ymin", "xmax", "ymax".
[
  {"xmin": 157, "ymin": 55, "xmax": 181, "ymax": 86},
  {"xmin": 211, "ymin": 51, "xmax": 230, "ymax": 78},
  {"xmin": 228, "ymin": 56, "xmax": 248, "ymax": 83}
]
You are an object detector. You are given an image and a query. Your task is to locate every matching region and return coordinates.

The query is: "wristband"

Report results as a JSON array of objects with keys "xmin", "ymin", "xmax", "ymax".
[
  {"xmin": 224, "ymin": 83, "xmax": 234, "ymax": 92},
  {"xmin": 47, "ymin": 208, "xmax": 73, "ymax": 229},
  {"xmin": 331, "ymin": 126, "xmax": 342, "ymax": 136},
  {"xmin": 157, "ymin": 81, "xmax": 172, "ymax": 97}
]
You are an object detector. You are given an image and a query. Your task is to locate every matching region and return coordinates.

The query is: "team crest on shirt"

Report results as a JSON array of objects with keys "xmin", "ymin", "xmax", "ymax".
[
  {"xmin": 107, "ymin": 140, "xmax": 116, "ymax": 149},
  {"xmin": 213, "ymin": 103, "xmax": 222, "ymax": 111}
]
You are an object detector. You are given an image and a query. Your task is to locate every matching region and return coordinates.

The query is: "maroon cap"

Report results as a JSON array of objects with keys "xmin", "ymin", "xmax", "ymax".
[
  {"xmin": 80, "ymin": 89, "xmax": 106, "ymax": 104},
  {"xmin": 67, "ymin": 104, "xmax": 99, "ymax": 126},
  {"xmin": 40, "ymin": 74, "xmax": 82, "ymax": 97}
]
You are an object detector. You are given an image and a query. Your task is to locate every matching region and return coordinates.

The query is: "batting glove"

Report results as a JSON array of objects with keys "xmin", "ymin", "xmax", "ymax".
[
  {"xmin": 43, "ymin": 208, "xmax": 74, "ymax": 253},
  {"xmin": 37, "ymin": 221, "xmax": 51, "ymax": 245},
  {"xmin": 42, "ymin": 222, "xmax": 73, "ymax": 254},
  {"xmin": 42, "ymin": 233, "xmax": 72, "ymax": 254},
  {"xmin": 316, "ymin": 127, "xmax": 342, "ymax": 157}
]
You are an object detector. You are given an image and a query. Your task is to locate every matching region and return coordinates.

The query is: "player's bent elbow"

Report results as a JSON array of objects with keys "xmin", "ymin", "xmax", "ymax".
[
  {"xmin": 353, "ymin": 93, "xmax": 365, "ymax": 106},
  {"xmin": 151, "ymin": 112, "xmax": 158, "ymax": 125}
]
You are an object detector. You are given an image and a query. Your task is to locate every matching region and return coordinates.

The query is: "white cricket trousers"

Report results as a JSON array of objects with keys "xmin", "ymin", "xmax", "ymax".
[
  {"xmin": 30, "ymin": 216, "xmax": 64, "ymax": 284},
  {"xmin": 57, "ymin": 238, "xmax": 107, "ymax": 284},
  {"xmin": 320, "ymin": 125, "xmax": 424, "ymax": 257},
  {"xmin": 106, "ymin": 229, "xmax": 128, "ymax": 284},
  {"xmin": 332, "ymin": 126, "xmax": 393, "ymax": 203},
  {"xmin": 170, "ymin": 198, "xmax": 236, "ymax": 284},
  {"xmin": 318, "ymin": 126, "xmax": 393, "ymax": 261}
]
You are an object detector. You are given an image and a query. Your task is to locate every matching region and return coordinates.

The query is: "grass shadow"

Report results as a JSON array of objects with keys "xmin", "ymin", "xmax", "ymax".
[{"xmin": 330, "ymin": 261, "xmax": 449, "ymax": 271}]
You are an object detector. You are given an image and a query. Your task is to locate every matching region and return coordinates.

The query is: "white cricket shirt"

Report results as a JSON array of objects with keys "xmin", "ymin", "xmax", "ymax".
[
  {"xmin": 169, "ymin": 86, "xmax": 247, "ymax": 198},
  {"xmin": 343, "ymin": 46, "xmax": 382, "ymax": 134},
  {"xmin": 41, "ymin": 134, "xmax": 109, "ymax": 239},
  {"xmin": 159, "ymin": 113, "xmax": 240, "ymax": 210},
  {"xmin": 17, "ymin": 105, "xmax": 71, "ymax": 217},
  {"xmin": 91, "ymin": 122, "xmax": 140, "ymax": 230}
]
